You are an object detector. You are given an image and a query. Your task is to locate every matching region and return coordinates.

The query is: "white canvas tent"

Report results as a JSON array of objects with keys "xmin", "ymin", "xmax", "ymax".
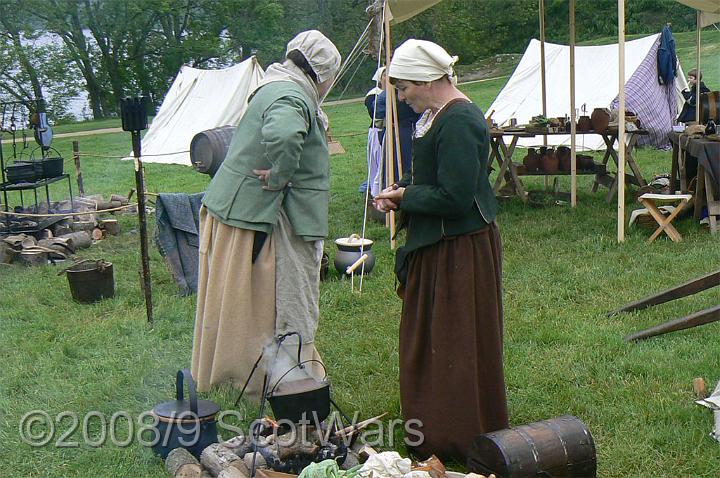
[
  {"xmin": 488, "ymin": 34, "xmax": 688, "ymax": 151},
  {"xmin": 132, "ymin": 57, "xmax": 264, "ymax": 166}
]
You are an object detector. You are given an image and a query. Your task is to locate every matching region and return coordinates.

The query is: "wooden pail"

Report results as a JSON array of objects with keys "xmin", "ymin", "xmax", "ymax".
[
  {"xmin": 189, "ymin": 126, "xmax": 236, "ymax": 178},
  {"xmin": 467, "ymin": 415, "xmax": 597, "ymax": 477},
  {"xmin": 699, "ymin": 91, "xmax": 719, "ymax": 125}
]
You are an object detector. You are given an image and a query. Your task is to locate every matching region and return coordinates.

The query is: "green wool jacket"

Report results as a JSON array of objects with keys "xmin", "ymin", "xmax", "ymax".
[
  {"xmin": 202, "ymin": 81, "xmax": 329, "ymax": 240},
  {"xmin": 397, "ymin": 100, "xmax": 498, "ymax": 253}
]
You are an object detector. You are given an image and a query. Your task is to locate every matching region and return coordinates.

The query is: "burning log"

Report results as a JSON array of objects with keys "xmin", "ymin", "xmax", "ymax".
[
  {"xmin": 201, "ymin": 443, "xmax": 250, "ymax": 477},
  {"xmin": 165, "ymin": 448, "xmax": 203, "ymax": 478},
  {"xmin": 277, "ymin": 436, "xmax": 319, "ymax": 461}
]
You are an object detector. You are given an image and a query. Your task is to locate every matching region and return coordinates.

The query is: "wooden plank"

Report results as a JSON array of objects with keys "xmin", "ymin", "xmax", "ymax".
[
  {"xmin": 608, "ymin": 270, "xmax": 720, "ymax": 315},
  {"xmin": 624, "ymin": 305, "xmax": 720, "ymax": 342}
]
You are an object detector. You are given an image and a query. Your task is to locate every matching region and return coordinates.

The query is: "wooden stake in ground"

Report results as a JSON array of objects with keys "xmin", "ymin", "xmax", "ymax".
[{"xmin": 120, "ymin": 97, "xmax": 153, "ymax": 324}]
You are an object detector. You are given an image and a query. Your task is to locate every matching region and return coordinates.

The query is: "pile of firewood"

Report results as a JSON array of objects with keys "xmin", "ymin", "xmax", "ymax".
[
  {"xmin": 164, "ymin": 428, "xmax": 362, "ymax": 478},
  {"xmin": 0, "ymin": 192, "xmax": 135, "ymax": 266},
  {"xmin": 162, "ymin": 415, "xmax": 389, "ymax": 478}
]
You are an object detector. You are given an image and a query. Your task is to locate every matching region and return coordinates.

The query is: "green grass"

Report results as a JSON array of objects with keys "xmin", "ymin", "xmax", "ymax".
[{"xmin": 1, "ymin": 33, "xmax": 719, "ymax": 478}]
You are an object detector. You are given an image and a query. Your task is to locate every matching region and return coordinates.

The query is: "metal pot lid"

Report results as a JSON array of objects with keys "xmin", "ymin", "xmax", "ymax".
[
  {"xmin": 335, "ymin": 235, "xmax": 373, "ymax": 248},
  {"xmin": 153, "ymin": 399, "xmax": 220, "ymax": 420}
]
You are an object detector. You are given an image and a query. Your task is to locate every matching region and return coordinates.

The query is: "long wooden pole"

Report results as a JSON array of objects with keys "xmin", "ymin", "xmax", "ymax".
[
  {"xmin": 132, "ymin": 132, "xmax": 153, "ymax": 323},
  {"xmin": 383, "ymin": 0, "xmax": 396, "ymax": 249},
  {"xmin": 539, "ymin": 0, "xmax": 548, "ymax": 153},
  {"xmin": 617, "ymin": 0, "xmax": 626, "ymax": 243},
  {"xmin": 695, "ymin": 11, "xmax": 701, "ymax": 124},
  {"xmin": 625, "ymin": 305, "xmax": 720, "ymax": 342},
  {"xmin": 569, "ymin": 0, "xmax": 577, "ymax": 207},
  {"xmin": 608, "ymin": 270, "xmax": 720, "ymax": 316}
]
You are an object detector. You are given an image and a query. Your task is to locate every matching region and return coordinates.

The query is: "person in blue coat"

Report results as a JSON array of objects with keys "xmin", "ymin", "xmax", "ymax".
[{"xmin": 678, "ymin": 68, "xmax": 711, "ymax": 124}]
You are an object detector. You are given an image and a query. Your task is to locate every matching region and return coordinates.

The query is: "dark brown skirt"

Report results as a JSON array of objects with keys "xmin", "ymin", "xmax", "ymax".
[{"xmin": 400, "ymin": 222, "xmax": 508, "ymax": 463}]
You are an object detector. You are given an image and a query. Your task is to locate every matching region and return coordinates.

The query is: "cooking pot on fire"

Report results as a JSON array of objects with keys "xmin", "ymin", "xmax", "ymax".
[{"xmin": 266, "ymin": 338, "xmax": 331, "ymax": 424}]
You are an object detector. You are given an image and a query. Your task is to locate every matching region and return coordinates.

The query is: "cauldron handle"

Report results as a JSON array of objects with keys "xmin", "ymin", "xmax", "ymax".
[
  {"xmin": 176, "ymin": 369, "xmax": 199, "ymax": 415},
  {"xmin": 275, "ymin": 332, "xmax": 302, "ymax": 367}
]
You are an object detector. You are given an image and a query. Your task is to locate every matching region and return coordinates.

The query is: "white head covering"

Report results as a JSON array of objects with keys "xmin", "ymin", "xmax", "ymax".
[
  {"xmin": 372, "ymin": 66, "xmax": 386, "ymax": 82},
  {"xmin": 252, "ymin": 30, "xmax": 341, "ymax": 130},
  {"xmin": 388, "ymin": 39, "xmax": 458, "ymax": 83},
  {"xmin": 286, "ymin": 30, "xmax": 341, "ymax": 83}
]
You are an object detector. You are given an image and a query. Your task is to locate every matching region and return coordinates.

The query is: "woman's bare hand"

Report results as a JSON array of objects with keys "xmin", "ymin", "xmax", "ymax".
[{"xmin": 374, "ymin": 185, "xmax": 405, "ymax": 212}]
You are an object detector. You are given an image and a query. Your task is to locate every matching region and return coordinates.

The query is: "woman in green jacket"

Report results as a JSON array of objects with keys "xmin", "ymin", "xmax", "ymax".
[
  {"xmin": 375, "ymin": 39, "xmax": 508, "ymax": 462},
  {"xmin": 192, "ymin": 31, "xmax": 341, "ymax": 398}
]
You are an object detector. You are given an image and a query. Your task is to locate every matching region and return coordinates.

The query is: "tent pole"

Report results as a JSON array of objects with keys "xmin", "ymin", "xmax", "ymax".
[
  {"xmin": 539, "ymin": 0, "xmax": 547, "ymax": 123},
  {"xmin": 539, "ymin": 0, "xmax": 548, "ymax": 193},
  {"xmin": 383, "ymin": 0, "xmax": 396, "ymax": 249},
  {"xmin": 569, "ymin": 0, "xmax": 577, "ymax": 207},
  {"xmin": 695, "ymin": 11, "xmax": 701, "ymax": 124},
  {"xmin": 617, "ymin": 0, "xmax": 626, "ymax": 243}
]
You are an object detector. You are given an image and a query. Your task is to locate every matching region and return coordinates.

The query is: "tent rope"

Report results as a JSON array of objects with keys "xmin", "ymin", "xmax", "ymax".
[
  {"xmin": 358, "ymin": 1, "xmax": 387, "ymax": 291},
  {"xmin": 74, "ymin": 150, "xmax": 190, "ymax": 159},
  {"xmin": 0, "ymin": 202, "xmax": 138, "ymax": 217}
]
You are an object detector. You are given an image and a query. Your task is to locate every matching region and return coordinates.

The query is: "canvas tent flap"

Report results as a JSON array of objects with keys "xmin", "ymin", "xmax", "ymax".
[
  {"xmin": 387, "ymin": 0, "xmax": 442, "ymax": 24},
  {"xmin": 675, "ymin": 0, "xmax": 720, "ymax": 26},
  {"xmin": 129, "ymin": 57, "xmax": 264, "ymax": 166},
  {"xmin": 488, "ymin": 34, "xmax": 685, "ymax": 150}
]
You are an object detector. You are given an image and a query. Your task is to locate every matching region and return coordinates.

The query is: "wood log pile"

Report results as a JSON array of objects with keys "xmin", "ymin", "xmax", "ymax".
[
  {"xmin": 0, "ymin": 192, "xmax": 132, "ymax": 266},
  {"xmin": 164, "ymin": 417, "xmax": 370, "ymax": 478}
]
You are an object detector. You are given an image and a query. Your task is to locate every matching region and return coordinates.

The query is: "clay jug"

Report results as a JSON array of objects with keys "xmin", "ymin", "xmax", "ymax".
[
  {"xmin": 577, "ymin": 116, "xmax": 592, "ymax": 132},
  {"xmin": 577, "ymin": 154, "xmax": 595, "ymax": 171},
  {"xmin": 591, "ymin": 108, "xmax": 610, "ymax": 132},
  {"xmin": 541, "ymin": 148, "xmax": 559, "ymax": 173},
  {"xmin": 556, "ymin": 146, "xmax": 571, "ymax": 172},
  {"xmin": 522, "ymin": 148, "xmax": 540, "ymax": 172}
]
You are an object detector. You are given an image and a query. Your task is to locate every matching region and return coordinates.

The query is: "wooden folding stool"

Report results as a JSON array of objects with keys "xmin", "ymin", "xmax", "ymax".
[{"xmin": 637, "ymin": 193, "xmax": 693, "ymax": 243}]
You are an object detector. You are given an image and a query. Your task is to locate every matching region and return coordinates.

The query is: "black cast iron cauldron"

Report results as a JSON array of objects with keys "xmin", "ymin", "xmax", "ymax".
[
  {"xmin": 151, "ymin": 369, "xmax": 220, "ymax": 459},
  {"xmin": 266, "ymin": 339, "xmax": 331, "ymax": 424}
]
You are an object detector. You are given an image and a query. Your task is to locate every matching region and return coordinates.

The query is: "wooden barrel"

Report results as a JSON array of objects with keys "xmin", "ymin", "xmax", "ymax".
[
  {"xmin": 189, "ymin": 126, "xmax": 236, "ymax": 177},
  {"xmin": 700, "ymin": 91, "xmax": 720, "ymax": 125},
  {"xmin": 467, "ymin": 415, "xmax": 596, "ymax": 477}
]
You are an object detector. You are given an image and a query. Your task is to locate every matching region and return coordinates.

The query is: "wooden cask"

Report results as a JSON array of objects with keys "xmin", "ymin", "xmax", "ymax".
[
  {"xmin": 700, "ymin": 91, "xmax": 720, "ymax": 125},
  {"xmin": 467, "ymin": 415, "xmax": 596, "ymax": 477},
  {"xmin": 190, "ymin": 126, "xmax": 236, "ymax": 178}
]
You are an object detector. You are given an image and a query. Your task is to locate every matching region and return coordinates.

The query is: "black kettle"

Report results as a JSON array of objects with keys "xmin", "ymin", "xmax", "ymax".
[{"xmin": 150, "ymin": 369, "xmax": 220, "ymax": 459}]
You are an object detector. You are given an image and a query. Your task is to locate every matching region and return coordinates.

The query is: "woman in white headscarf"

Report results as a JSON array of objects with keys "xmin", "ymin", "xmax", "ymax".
[
  {"xmin": 192, "ymin": 31, "xmax": 341, "ymax": 398},
  {"xmin": 375, "ymin": 39, "xmax": 508, "ymax": 462}
]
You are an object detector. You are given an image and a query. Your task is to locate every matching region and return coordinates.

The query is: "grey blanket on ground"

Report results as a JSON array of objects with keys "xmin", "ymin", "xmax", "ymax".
[{"xmin": 155, "ymin": 192, "xmax": 204, "ymax": 295}]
